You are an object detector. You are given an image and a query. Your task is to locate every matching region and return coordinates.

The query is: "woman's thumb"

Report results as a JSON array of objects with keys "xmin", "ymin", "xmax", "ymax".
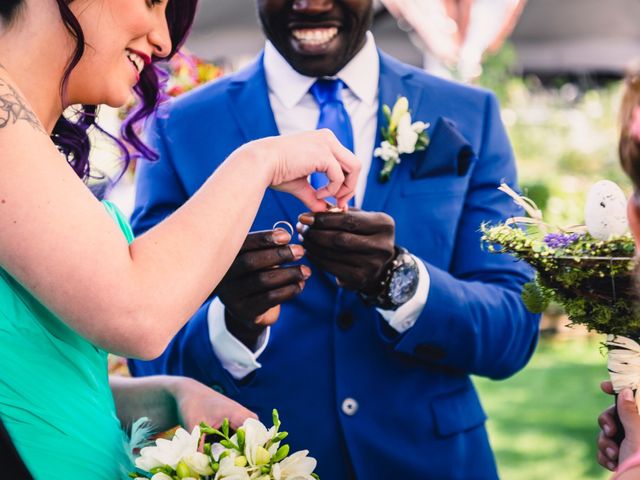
[{"xmin": 618, "ymin": 389, "xmax": 640, "ymax": 436}]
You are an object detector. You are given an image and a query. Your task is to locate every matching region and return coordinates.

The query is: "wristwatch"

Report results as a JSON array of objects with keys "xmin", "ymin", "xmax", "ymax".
[{"xmin": 360, "ymin": 247, "xmax": 420, "ymax": 310}]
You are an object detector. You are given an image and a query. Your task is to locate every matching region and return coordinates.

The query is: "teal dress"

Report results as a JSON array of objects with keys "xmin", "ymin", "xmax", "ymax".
[{"xmin": 0, "ymin": 202, "xmax": 134, "ymax": 479}]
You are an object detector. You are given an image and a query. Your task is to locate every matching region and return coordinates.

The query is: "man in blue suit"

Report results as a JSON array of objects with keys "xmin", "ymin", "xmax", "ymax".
[{"xmin": 129, "ymin": 1, "xmax": 540, "ymax": 478}]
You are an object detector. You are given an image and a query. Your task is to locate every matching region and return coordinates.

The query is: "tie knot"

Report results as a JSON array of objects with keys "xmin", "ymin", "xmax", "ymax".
[{"xmin": 310, "ymin": 78, "xmax": 346, "ymax": 106}]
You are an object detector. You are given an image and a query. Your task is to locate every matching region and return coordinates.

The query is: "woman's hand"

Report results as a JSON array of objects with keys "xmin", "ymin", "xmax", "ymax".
[
  {"xmin": 250, "ymin": 129, "xmax": 360, "ymax": 211},
  {"xmin": 172, "ymin": 377, "xmax": 256, "ymax": 430}
]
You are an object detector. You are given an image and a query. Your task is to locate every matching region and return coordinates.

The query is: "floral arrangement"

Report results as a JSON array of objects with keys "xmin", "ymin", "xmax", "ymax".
[
  {"xmin": 163, "ymin": 49, "xmax": 225, "ymax": 98},
  {"xmin": 374, "ymin": 96, "xmax": 429, "ymax": 182},
  {"xmin": 481, "ymin": 181, "xmax": 640, "ymax": 410},
  {"xmin": 481, "ymin": 181, "xmax": 637, "ymax": 336},
  {"xmin": 130, "ymin": 410, "xmax": 318, "ymax": 480}
]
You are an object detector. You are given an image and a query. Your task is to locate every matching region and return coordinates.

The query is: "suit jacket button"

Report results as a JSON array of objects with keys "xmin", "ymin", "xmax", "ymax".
[
  {"xmin": 341, "ymin": 397, "xmax": 359, "ymax": 416},
  {"xmin": 337, "ymin": 312, "xmax": 354, "ymax": 330},
  {"xmin": 414, "ymin": 343, "xmax": 446, "ymax": 360}
]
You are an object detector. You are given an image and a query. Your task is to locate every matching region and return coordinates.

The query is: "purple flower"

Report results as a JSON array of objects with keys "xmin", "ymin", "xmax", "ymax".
[{"xmin": 543, "ymin": 233, "xmax": 581, "ymax": 249}]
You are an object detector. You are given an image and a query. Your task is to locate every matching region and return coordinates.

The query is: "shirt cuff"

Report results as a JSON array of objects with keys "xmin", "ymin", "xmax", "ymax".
[
  {"xmin": 207, "ymin": 297, "xmax": 270, "ymax": 380},
  {"xmin": 376, "ymin": 255, "xmax": 430, "ymax": 333}
]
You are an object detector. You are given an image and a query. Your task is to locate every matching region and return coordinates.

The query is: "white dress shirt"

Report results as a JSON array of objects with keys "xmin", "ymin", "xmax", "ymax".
[{"xmin": 209, "ymin": 33, "xmax": 430, "ymax": 379}]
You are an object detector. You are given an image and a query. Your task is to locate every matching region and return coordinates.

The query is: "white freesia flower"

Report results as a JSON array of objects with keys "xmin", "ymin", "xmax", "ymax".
[
  {"xmin": 396, "ymin": 113, "xmax": 419, "ymax": 154},
  {"xmin": 389, "ymin": 96, "xmax": 409, "ymax": 131},
  {"xmin": 374, "ymin": 141, "xmax": 399, "ymax": 162},
  {"xmin": 150, "ymin": 473, "xmax": 173, "ymax": 480},
  {"xmin": 412, "ymin": 121, "xmax": 428, "ymax": 133},
  {"xmin": 135, "ymin": 425, "xmax": 200, "ymax": 471},
  {"xmin": 243, "ymin": 418, "xmax": 274, "ymax": 466},
  {"xmin": 271, "ymin": 450, "xmax": 317, "ymax": 480},
  {"xmin": 184, "ymin": 452, "xmax": 214, "ymax": 475},
  {"xmin": 215, "ymin": 455, "xmax": 251, "ymax": 480}
]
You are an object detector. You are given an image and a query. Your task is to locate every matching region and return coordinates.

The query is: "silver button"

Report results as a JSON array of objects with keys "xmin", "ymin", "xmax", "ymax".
[{"xmin": 341, "ymin": 397, "xmax": 359, "ymax": 416}]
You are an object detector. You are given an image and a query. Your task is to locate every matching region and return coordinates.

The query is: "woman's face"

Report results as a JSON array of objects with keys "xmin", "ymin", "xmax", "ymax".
[{"xmin": 66, "ymin": 0, "xmax": 172, "ymax": 107}]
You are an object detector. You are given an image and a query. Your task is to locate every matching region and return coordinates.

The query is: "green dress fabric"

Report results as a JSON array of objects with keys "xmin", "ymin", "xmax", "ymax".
[{"xmin": 0, "ymin": 201, "xmax": 135, "ymax": 479}]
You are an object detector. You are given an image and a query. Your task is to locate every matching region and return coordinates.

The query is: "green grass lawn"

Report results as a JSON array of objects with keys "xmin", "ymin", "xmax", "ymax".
[{"xmin": 475, "ymin": 335, "xmax": 613, "ymax": 480}]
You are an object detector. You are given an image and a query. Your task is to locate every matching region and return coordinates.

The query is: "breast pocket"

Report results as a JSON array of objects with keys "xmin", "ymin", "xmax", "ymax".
[{"xmin": 394, "ymin": 177, "xmax": 468, "ymax": 269}]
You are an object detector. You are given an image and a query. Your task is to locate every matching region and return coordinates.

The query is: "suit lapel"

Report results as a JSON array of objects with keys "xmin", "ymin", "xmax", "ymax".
[
  {"xmin": 227, "ymin": 53, "xmax": 304, "ymax": 225},
  {"xmin": 362, "ymin": 52, "xmax": 425, "ymax": 213}
]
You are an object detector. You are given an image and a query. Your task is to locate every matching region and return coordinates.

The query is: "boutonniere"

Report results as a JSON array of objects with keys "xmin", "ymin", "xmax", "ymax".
[{"xmin": 374, "ymin": 96, "xmax": 430, "ymax": 182}]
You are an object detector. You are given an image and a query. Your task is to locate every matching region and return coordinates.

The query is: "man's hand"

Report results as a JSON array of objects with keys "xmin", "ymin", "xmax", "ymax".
[
  {"xmin": 298, "ymin": 210, "xmax": 395, "ymax": 292},
  {"xmin": 598, "ymin": 381, "xmax": 621, "ymax": 471},
  {"xmin": 216, "ymin": 230, "xmax": 310, "ymax": 349},
  {"xmin": 597, "ymin": 381, "xmax": 640, "ymax": 471}
]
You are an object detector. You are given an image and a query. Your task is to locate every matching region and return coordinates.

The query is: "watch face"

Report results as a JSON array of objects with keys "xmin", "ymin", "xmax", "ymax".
[{"xmin": 389, "ymin": 263, "xmax": 418, "ymax": 305}]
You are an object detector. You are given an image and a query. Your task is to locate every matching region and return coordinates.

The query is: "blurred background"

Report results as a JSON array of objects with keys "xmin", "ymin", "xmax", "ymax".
[{"xmin": 101, "ymin": 1, "xmax": 640, "ymax": 478}]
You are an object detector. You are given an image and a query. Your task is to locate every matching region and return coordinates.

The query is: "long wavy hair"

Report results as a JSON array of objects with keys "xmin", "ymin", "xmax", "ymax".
[
  {"xmin": 620, "ymin": 64, "xmax": 640, "ymax": 192},
  {"xmin": 1, "ymin": 0, "xmax": 198, "ymax": 180}
]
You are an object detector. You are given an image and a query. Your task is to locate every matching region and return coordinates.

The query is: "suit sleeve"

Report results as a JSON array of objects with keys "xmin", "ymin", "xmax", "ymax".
[
  {"xmin": 388, "ymin": 92, "xmax": 540, "ymax": 380},
  {"xmin": 127, "ymin": 110, "xmax": 241, "ymax": 394}
]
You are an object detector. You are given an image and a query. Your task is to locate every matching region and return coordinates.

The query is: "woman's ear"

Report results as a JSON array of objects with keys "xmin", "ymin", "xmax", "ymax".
[{"xmin": 627, "ymin": 194, "xmax": 640, "ymax": 250}]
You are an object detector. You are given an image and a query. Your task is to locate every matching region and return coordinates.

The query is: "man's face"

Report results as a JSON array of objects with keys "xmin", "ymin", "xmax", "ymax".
[{"xmin": 257, "ymin": 0, "xmax": 374, "ymax": 77}]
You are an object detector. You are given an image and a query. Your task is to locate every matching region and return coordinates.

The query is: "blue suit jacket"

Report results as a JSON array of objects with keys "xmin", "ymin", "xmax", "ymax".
[{"xmin": 129, "ymin": 51, "xmax": 540, "ymax": 480}]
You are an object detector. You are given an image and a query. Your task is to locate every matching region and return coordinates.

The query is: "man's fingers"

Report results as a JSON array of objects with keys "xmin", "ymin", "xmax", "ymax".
[
  {"xmin": 597, "ymin": 450, "xmax": 618, "ymax": 471},
  {"xmin": 598, "ymin": 405, "xmax": 618, "ymax": 438},
  {"xmin": 602, "ymin": 381, "xmax": 615, "ymax": 395},
  {"xmin": 302, "ymin": 227, "xmax": 389, "ymax": 253},
  {"xmin": 298, "ymin": 210, "xmax": 393, "ymax": 235},
  {"xmin": 250, "ymin": 283, "xmax": 305, "ymax": 313},
  {"xmin": 598, "ymin": 432, "xmax": 619, "ymax": 461},
  {"xmin": 241, "ymin": 230, "xmax": 291, "ymax": 252},
  {"xmin": 232, "ymin": 265, "xmax": 311, "ymax": 297},
  {"xmin": 229, "ymin": 244, "xmax": 304, "ymax": 277}
]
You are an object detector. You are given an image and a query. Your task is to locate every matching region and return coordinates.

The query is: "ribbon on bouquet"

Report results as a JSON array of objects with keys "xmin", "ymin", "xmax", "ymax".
[
  {"xmin": 607, "ymin": 334, "xmax": 640, "ymax": 413},
  {"xmin": 498, "ymin": 183, "xmax": 588, "ymax": 235}
]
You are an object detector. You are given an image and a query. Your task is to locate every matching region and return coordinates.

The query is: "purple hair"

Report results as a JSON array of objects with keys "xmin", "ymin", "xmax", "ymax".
[{"xmin": 52, "ymin": 0, "xmax": 198, "ymax": 181}]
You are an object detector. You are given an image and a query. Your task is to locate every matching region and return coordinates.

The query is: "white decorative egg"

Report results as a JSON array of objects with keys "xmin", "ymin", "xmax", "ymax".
[{"xmin": 584, "ymin": 180, "xmax": 629, "ymax": 240}]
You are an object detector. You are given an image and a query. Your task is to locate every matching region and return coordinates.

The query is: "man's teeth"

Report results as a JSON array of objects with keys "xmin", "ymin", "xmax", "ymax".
[
  {"xmin": 126, "ymin": 51, "xmax": 144, "ymax": 74},
  {"xmin": 292, "ymin": 27, "xmax": 338, "ymax": 46}
]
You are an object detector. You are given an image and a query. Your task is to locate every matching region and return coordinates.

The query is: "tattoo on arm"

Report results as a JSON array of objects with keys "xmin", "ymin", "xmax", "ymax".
[{"xmin": 0, "ymin": 77, "xmax": 47, "ymax": 134}]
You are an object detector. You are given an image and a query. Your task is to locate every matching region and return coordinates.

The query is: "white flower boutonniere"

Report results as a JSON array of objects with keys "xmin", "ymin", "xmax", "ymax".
[{"xmin": 374, "ymin": 96, "xmax": 430, "ymax": 182}]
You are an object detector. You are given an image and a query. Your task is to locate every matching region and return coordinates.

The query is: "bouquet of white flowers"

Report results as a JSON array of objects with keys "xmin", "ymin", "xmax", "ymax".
[{"xmin": 130, "ymin": 410, "xmax": 318, "ymax": 480}]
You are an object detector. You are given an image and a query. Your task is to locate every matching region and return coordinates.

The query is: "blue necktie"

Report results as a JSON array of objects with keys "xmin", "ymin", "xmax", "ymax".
[{"xmin": 309, "ymin": 78, "xmax": 355, "ymax": 205}]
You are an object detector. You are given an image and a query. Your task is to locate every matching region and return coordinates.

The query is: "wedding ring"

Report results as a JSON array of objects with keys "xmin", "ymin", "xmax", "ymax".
[{"xmin": 272, "ymin": 220, "xmax": 294, "ymax": 237}]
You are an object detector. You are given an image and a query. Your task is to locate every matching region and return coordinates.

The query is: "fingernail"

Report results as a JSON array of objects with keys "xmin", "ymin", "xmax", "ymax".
[
  {"xmin": 622, "ymin": 389, "xmax": 634, "ymax": 402},
  {"xmin": 608, "ymin": 462, "xmax": 617, "ymax": 471},
  {"xmin": 607, "ymin": 447, "xmax": 617, "ymax": 459},
  {"xmin": 604, "ymin": 424, "xmax": 612, "ymax": 436},
  {"xmin": 273, "ymin": 230, "xmax": 290, "ymax": 244},
  {"xmin": 298, "ymin": 234, "xmax": 304, "ymax": 243},
  {"xmin": 301, "ymin": 265, "xmax": 311, "ymax": 279},
  {"xmin": 290, "ymin": 245, "xmax": 304, "ymax": 259},
  {"xmin": 297, "ymin": 222, "xmax": 309, "ymax": 234},
  {"xmin": 299, "ymin": 214, "xmax": 314, "ymax": 225}
]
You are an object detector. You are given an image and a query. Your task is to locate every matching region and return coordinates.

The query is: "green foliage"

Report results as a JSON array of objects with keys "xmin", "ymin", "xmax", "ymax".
[
  {"xmin": 521, "ymin": 282, "xmax": 549, "ymax": 314},
  {"xmin": 481, "ymin": 224, "xmax": 638, "ymax": 336}
]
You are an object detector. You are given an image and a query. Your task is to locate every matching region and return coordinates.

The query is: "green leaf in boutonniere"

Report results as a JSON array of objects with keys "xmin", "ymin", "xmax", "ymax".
[{"xmin": 374, "ymin": 96, "xmax": 430, "ymax": 182}]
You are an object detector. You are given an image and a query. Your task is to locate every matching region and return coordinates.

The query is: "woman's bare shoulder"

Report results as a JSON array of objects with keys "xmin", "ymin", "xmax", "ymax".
[{"xmin": 0, "ymin": 63, "xmax": 47, "ymax": 136}]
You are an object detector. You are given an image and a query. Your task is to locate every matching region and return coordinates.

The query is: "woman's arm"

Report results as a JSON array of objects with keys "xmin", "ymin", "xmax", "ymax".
[
  {"xmin": 110, "ymin": 376, "xmax": 255, "ymax": 433},
  {"xmin": 0, "ymin": 70, "xmax": 359, "ymax": 359}
]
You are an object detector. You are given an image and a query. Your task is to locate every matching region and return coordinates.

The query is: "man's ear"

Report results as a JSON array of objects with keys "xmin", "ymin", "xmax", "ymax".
[{"xmin": 627, "ymin": 194, "xmax": 640, "ymax": 250}]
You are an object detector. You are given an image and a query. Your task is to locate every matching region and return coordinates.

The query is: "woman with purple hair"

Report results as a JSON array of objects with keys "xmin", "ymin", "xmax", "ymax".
[{"xmin": 0, "ymin": 0, "xmax": 360, "ymax": 478}]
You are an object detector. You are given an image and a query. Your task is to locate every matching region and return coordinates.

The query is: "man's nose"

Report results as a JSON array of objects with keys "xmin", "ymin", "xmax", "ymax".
[{"xmin": 292, "ymin": 0, "xmax": 334, "ymax": 15}]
